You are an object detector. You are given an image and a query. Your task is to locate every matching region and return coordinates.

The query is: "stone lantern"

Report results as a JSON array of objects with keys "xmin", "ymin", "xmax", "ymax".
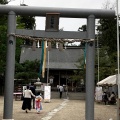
[{"xmin": 34, "ymin": 78, "xmax": 43, "ymax": 94}]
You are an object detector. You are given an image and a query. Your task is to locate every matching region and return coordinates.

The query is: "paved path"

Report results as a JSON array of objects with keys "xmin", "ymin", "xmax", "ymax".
[{"xmin": 0, "ymin": 96, "xmax": 117, "ymax": 120}]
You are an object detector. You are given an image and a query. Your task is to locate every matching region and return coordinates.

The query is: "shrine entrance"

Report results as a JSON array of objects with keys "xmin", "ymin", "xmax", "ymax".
[{"xmin": 0, "ymin": 5, "xmax": 115, "ymax": 120}]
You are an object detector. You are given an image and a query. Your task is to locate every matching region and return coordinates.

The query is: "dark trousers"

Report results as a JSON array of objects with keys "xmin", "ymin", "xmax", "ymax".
[
  {"xmin": 31, "ymin": 97, "xmax": 35, "ymax": 109},
  {"xmin": 60, "ymin": 92, "xmax": 62, "ymax": 98}
]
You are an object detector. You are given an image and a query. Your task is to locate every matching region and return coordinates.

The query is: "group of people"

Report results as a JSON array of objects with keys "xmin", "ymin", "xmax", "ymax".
[
  {"xmin": 22, "ymin": 84, "xmax": 43, "ymax": 114},
  {"xmin": 102, "ymin": 91, "xmax": 116, "ymax": 105},
  {"xmin": 22, "ymin": 83, "xmax": 67, "ymax": 114}
]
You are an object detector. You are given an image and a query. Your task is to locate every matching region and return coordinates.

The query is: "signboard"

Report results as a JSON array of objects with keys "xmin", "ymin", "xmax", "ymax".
[
  {"xmin": 44, "ymin": 86, "xmax": 51, "ymax": 102},
  {"xmin": 95, "ymin": 87, "xmax": 103, "ymax": 101},
  {"xmin": 45, "ymin": 13, "xmax": 60, "ymax": 31},
  {"xmin": 23, "ymin": 86, "xmax": 27, "ymax": 93}
]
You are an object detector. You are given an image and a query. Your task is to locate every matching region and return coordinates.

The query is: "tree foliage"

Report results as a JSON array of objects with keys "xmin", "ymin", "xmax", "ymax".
[
  {"xmin": 0, "ymin": 1, "xmax": 7, "ymax": 75},
  {"xmin": 15, "ymin": 60, "xmax": 40, "ymax": 80},
  {"xmin": 97, "ymin": 18, "xmax": 117, "ymax": 55},
  {"xmin": 72, "ymin": 6, "xmax": 119, "ymax": 85},
  {"xmin": 15, "ymin": 5, "xmax": 36, "ymax": 80},
  {"xmin": 0, "ymin": 0, "xmax": 8, "ymax": 4},
  {"xmin": 0, "ymin": 2, "xmax": 36, "ymax": 81},
  {"xmin": 17, "ymin": 15, "xmax": 35, "ymax": 29},
  {"xmin": 95, "ymin": 15, "xmax": 119, "ymax": 81}
]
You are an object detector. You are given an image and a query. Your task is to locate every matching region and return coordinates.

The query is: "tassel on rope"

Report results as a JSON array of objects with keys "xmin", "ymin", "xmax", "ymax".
[
  {"xmin": 32, "ymin": 41, "xmax": 36, "ymax": 51},
  {"xmin": 47, "ymin": 41, "xmax": 51, "ymax": 51},
  {"xmin": 59, "ymin": 42, "xmax": 63, "ymax": 51},
  {"xmin": 84, "ymin": 43, "xmax": 87, "ymax": 69},
  {"xmin": 42, "ymin": 41, "xmax": 47, "ymax": 78},
  {"xmin": 37, "ymin": 40, "xmax": 40, "ymax": 48}
]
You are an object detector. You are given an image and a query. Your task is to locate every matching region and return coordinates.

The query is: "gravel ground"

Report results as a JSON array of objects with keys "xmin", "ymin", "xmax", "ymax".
[{"xmin": 0, "ymin": 96, "xmax": 117, "ymax": 120}]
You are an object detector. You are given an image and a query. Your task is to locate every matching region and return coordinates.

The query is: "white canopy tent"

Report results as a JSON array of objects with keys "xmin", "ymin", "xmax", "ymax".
[{"xmin": 97, "ymin": 75, "xmax": 117, "ymax": 86}]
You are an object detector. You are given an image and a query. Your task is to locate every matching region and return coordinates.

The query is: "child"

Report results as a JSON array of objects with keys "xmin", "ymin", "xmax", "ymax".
[{"xmin": 35, "ymin": 92, "xmax": 43, "ymax": 114}]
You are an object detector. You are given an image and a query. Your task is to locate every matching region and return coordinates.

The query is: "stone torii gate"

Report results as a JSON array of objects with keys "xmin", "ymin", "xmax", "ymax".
[{"xmin": 0, "ymin": 5, "xmax": 115, "ymax": 120}]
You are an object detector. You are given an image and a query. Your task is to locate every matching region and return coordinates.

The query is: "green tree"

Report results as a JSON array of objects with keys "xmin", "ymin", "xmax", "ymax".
[
  {"xmin": 0, "ymin": 1, "xmax": 8, "ymax": 74},
  {"xmin": 94, "ymin": 15, "xmax": 119, "ymax": 84},
  {"xmin": 96, "ymin": 16, "xmax": 118, "ymax": 69},
  {"xmin": 14, "ymin": 4, "xmax": 36, "ymax": 80},
  {"xmin": 0, "ymin": 0, "xmax": 7, "ymax": 4},
  {"xmin": 17, "ymin": 4, "xmax": 36, "ymax": 46},
  {"xmin": 97, "ymin": 17, "xmax": 117, "ymax": 55},
  {"xmin": 15, "ymin": 60, "xmax": 40, "ymax": 80},
  {"xmin": 72, "ymin": 5, "xmax": 119, "ymax": 85},
  {"xmin": 0, "ymin": 0, "xmax": 8, "ymax": 94}
]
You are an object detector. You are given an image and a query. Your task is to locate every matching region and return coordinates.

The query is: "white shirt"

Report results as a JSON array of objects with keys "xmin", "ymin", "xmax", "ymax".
[
  {"xmin": 23, "ymin": 89, "xmax": 35, "ymax": 98},
  {"xmin": 59, "ymin": 86, "xmax": 64, "ymax": 92}
]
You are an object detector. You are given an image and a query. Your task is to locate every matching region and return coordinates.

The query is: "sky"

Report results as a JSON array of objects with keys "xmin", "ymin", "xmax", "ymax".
[{"xmin": 8, "ymin": 0, "xmax": 117, "ymax": 31}]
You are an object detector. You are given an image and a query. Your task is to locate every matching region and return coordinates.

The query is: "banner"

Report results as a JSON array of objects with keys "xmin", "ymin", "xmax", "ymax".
[
  {"xmin": 95, "ymin": 86, "xmax": 103, "ymax": 101},
  {"xmin": 44, "ymin": 86, "xmax": 51, "ymax": 102}
]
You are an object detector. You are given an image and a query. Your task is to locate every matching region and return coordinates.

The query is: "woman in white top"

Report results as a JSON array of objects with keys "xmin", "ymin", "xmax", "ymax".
[{"xmin": 22, "ymin": 85, "xmax": 35, "ymax": 113}]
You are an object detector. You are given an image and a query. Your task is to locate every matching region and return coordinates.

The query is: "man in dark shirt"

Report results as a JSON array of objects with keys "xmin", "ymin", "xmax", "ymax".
[
  {"xmin": 29, "ymin": 83, "xmax": 36, "ymax": 109},
  {"xmin": 102, "ymin": 92, "xmax": 108, "ymax": 105}
]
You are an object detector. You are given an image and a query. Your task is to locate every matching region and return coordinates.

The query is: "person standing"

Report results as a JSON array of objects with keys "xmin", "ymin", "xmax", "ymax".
[
  {"xmin": 102, "ymin": 92, "xmax": 108, "ymax": 105},
  {"xmin": 59, "ymin": 85, "xmax": 64, "ymax": 99},
  {"xmin": 35, "ymin": 92, "xmax": 43, "ymax": 114},
  {"xmin": 108, "ymin": 91, "xmax": 116, "ymax": 104},
  {"xmin": 29, "ymin": 83, "xmax": 36, "ymax": 109},
  {"xmin": 22, "ymin": 85, "xmax": 35, "ymax": 113}
]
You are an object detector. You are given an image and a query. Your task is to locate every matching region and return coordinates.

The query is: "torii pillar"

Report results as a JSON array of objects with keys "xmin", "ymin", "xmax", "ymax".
[{"xmin": 85, "ymin": 15, "xmax": 95, "ymax": 120}]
